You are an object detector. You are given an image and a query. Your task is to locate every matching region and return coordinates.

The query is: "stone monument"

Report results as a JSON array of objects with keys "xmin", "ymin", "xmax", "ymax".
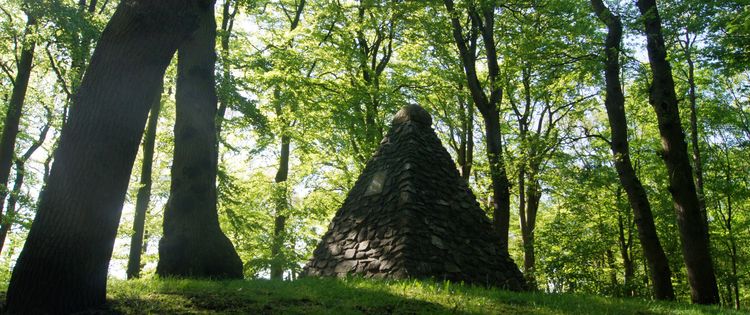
[{"xmin": 302, "ymin": 105, "xmax": 525, "ymax": 290}]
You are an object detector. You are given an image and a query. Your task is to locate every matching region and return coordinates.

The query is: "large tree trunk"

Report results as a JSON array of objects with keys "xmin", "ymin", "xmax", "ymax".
[
  {"xmin": 0, "ymin": 14, "xmax": 37, "ymax": 221},
  {"xmin": 591, "ymin": 0, "xmax": 675, "ymax": 300},
  {"xmin": 636, "ymin": 0, "xmax": 719, "ymax": 304},
  {"xmin": 157, "ymin": 1, "xmax": 243, "ymax": 279},
  {"xmin": 126, "ymin": 91, "xmax": 162, "ymax": 279},
  {"xmin": 5, "ymin": 1, "xmax": 200, "ymax": 313},
  {"xmin": 483, "ymin": 110, "xmax": 511, "ymax": 250}
]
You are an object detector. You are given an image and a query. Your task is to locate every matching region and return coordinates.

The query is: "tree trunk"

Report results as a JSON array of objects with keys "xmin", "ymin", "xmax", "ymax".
[
  {"xmin": 270, "ymin": 133, "xmax": 290, "ymax": 280},
  {"xmin": 0, "ymin": 107, "xmax": 51, "ymax": 254},
  {"xmin": 157, "ymin": 1, "xmax": 243, "ymax": 279},
  {"xmin": 5, "ymin": 1, "xmax": 200, "ymax": 313},
  {"xmin": 684, "ymin": 40, "xmax": 708, "ymax": 234},
  {"xmin": 606, "ymin": 249, "xmax": 618, "ymax": 288},
  {"xmin": 215, "ymin": 0, "xmax": 237, "ymax": 141},
  {"xmin": 591, "ymin": 0, "xmax": 675, "ymax": 300},
  {"xmin": 636, "ymin": 0, "xmax": 719, "ymax": 304},
  {"xmin": 0, "ymin": 14, "xmax": 37, "ymax": 222},
  {"xmin": 126, "ymin": 91, "xmax": 162, "ymax": 279},
  {"xmin": 616, "ymin": 189, "xmax": 635, "ymax": 295},
  {"xmin": 443, "ymin": 0, "xmax": 511, "ymax": 251},
  {"xmin": 521, "ymin": 172, "xmax": 540, "ymax": 288},
  {"xmin": 269, "ymin": 0, "xmax": 305, "ymax": 280},
  {"xmin": 721, "ymin": 148, "xmax": 741, "ymax": 310},
  {"xmin": 483, "ymin": 110, "xmax": 511, "ymax": 251},
  {"xmin": 458, "ymin": 95, "xmax": 474, "ymax": 181}
]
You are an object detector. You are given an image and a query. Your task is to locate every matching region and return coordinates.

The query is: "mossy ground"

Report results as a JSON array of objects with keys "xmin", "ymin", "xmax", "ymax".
[{"xmin": 92, "ymin": 277, "xmax": 743, "ymax": 314}]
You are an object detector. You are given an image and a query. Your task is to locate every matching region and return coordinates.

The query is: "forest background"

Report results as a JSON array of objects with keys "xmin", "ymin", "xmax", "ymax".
[{"xmin": 0, "ymin": 0, "xmax": 748, "ymax": 308}]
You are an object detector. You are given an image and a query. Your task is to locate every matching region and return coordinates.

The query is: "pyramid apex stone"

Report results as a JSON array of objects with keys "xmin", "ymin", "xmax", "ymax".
[{"xmin": 392, "ymin": 104, "xmax": 432, "ymax": 126}]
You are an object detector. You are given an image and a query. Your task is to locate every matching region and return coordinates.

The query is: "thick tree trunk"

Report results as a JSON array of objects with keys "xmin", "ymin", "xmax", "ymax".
[
  {"xmin": 0, "ymin": 15, "xmax": 37, "ymax": 221},
  {"xmin": 126, "ymin": 91, "xmax": 162, "ymax": 279},
  {"xmin": 636, "ymin": 0, "xmax": 719, "ymax": 304},
  {"xmin": 157, "ymin": 1, "xmax": 243, "ymax": 279},
  {"xmin": 482, "ymin": 110, "xmax": 511, "ymax": 251},
  {"xmin": 591, "ymin": 0, "xmax": 675, "ymax": 300},
  {"xmin": 5, "ymin": 1, "xmax": 200, "ymax": 313}
]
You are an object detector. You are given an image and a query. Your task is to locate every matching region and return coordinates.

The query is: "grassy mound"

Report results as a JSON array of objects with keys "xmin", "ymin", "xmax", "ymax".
[{"xmin": 102, "ymin": 277, "xmax": 739, "ymax": 314}]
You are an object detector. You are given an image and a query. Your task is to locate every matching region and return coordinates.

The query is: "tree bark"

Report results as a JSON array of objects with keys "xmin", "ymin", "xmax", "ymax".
[
  {"xmin": 270, "ymin": 131, "xmax": 290, "ymax": 280},
  {"xmin": 157, "ymin": 1, "xmax": 243, "ymax": 279},
  {"xmin": 0, "ymin": 107, "xmax": 51, "ymax": 254},
  {"xmin": 270, "ymin": 0, "xmax": 306, "ymax": 280},
  {"xmin": 126, "ymin": 90, "xmax": 162, "ymax": 279},
  {"xmin": 443, "ymin": 0, "xmax": 511, "ymax": 251},
  {"xmin": 591, "ymin": 0, "xmax": 675, "ymax": 300},
  {"xmin": 683, "ymin": 36, "xmax": 708, "ymax": 235},
  {"xmin": 719, "ymin": 147, "xmax": 740, "ymax": 310},
  {"xmin": 636, "ymin": 0, "xmax": 719, "ymax": 304},
  {"xmin": 5, "ymin": 1, "xmax": 201, "ymax": 313},
  {"xmin": 0, "ymin": 14, "xmax": 37, "ymax": 223},
  {"xmin": 216, "ymin": 0, "xmax": 238, "ymax": 141},
  {"xmin": 521, "ymin": 170, "xmax": 540, "ymax": 287},
  {"xmin": 615, "ymin": 188, "xmax": 635, "ymax": 296}
]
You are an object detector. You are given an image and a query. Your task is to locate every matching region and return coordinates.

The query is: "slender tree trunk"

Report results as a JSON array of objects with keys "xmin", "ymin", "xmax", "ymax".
[
  {"xmin": 607, "ymin": 249, "xmax": 618, "ymax": 288},
  {"xmin": 216, "ymin": 0, "xmax": 237, "ymax": 140},
  {"xmin": 0, "ymin": 14, "xmax": 37, "ymax": 221},
  {"xmin": 684, "ymin": 41, "xmax": 708, "ymax": 233},
  {"xmin": 616, "ymin": 189, "xmax": 635, "ymax": 295},
  {"xmin": 443, "ymin": 0, "xmax": 511, "ymax": 251},
  {"xmin": 157, "ymin": 1, "xmax": 242, "ymax": 279},
  {"xmin": 617, "ymin": 212, "xmax": 635, "ymax": 294},
  {"xmin": 636, "ymin": 0, "xmax": 719, "ymax": 304},
  {"xmin": 126, "ymin": 91, "xmax": 162, "ymax": 279},
  {"xmin": 457, "ymin": 95, "xmax": 474, "ymax": 181},
  {"xmin": 465, "ymin": 103, "xmax": 474, "ymax": 181},
  {"xmin": 270, "ymin": 131, "xmax": 290, "ymax": 280},
  {"xmin": 0, "ymin": 108, "xmax": 51, "ymax": 254},
  {"xmin": 721, "ymin": 149, "xmax": 741, "ymax": 310},
  {"xmin": 5, "ymin": 1, "xmax": 200, "ymax": 312},
  {"xmin": 522, "ymin": 171, "xmax": 540, "ymax": 287},
  {"xmin": 269, "ymin": 0, "xmax": 305, "ymax": 280},
  {"xmin": 591, "ymin": 0, "xmax": 675, "ymax": 300}
]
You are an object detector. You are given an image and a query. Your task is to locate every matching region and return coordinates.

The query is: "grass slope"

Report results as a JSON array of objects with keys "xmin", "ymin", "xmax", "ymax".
[{"xmin": 101, "ymin": 277, "xmax": 742, "ymax": 315}]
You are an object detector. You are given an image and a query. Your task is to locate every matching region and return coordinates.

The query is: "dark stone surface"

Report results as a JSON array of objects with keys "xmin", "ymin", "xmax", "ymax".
[{"xmin": 302, "ymin": 105, "xmax": 525, "ymax": 290}]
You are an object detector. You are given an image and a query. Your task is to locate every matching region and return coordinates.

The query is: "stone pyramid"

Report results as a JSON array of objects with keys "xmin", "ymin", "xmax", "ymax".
[{"xmin": 302, "ymin": 105, "xmax": 525, "ymax": 290}]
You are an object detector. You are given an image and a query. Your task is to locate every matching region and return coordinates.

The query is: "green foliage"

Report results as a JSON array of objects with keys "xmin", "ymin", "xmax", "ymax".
[{"xmin": 1, "ymin": 0, "xmax": 749, "ymax": 310}]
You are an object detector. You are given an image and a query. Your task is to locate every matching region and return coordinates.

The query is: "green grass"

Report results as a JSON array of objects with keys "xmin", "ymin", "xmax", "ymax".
[{"xmin": 99, "ymin": 277, "xmax": 744, "ymax": 314}]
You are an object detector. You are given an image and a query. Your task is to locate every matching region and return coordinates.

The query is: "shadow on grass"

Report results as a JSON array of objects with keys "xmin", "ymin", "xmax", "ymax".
[
  {"xmin": 106, "ymin": 277, "xmax": 454, "ymax": 315},
  {"xmin": 1, "ymin": 277, "xmax": 740, "ymax": 314}
]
